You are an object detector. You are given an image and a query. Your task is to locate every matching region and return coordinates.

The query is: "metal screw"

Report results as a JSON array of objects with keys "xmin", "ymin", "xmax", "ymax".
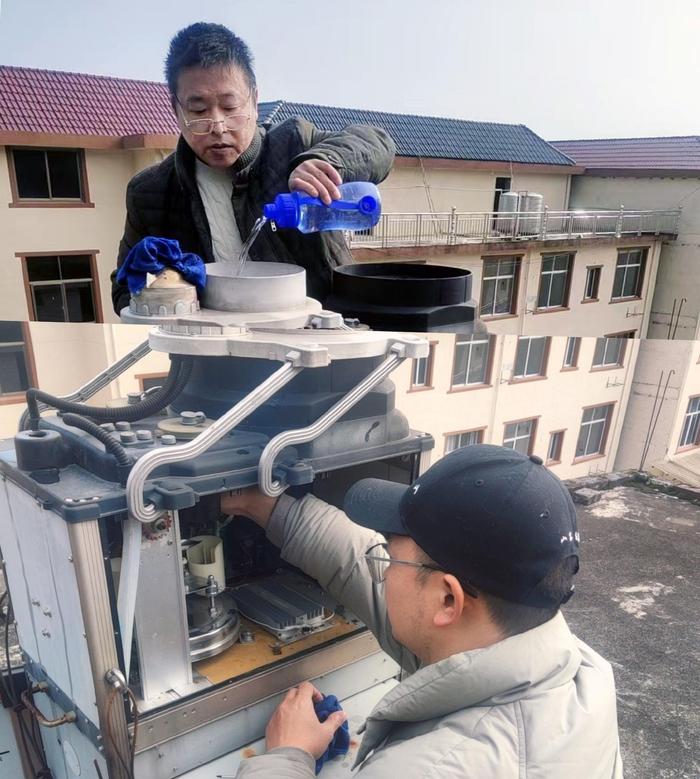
[
  {"xmin": 136, "ymin": 429, "xmax": 153, "ymax": 442},
  {"xmin": 115, "ymin": 421, "xmax": 131, "ymax": 431},
  {"xmin": 161, "ymin": 434, "xmax": 177, "ymax": 446},
  {"xmin": 120, "ymin": 431, "xmax": 137, "ymax": 444},
  {"xmin": 180, "ymin": 411, "xmax": 205, "ymax": 426}
]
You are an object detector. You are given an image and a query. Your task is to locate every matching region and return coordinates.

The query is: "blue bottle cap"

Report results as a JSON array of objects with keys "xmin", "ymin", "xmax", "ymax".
[
  {"xmin": 263, "ymin": 193, "xmax": 299, "ymax": 228},
  {"xmin": 358, "ymin": 195, "xmax": 379, "ymax": 215}
]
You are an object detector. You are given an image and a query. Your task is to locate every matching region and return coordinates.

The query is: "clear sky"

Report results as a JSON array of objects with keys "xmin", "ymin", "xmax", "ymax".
[{"xmin": 0, "ymin": 0, "xmax": 698, "ymax": 140}]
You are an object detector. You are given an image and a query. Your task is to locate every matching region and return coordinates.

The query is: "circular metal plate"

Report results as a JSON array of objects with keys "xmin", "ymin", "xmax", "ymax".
[{"xmin": 202, "ymin": 261, "xmax": 307, "ymax": 313}]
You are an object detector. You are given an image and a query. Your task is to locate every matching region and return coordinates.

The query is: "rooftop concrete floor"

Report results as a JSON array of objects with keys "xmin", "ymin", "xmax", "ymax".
[{"xmin": 563, "ymin": 485, "xmax": 699, "ymax": 778}]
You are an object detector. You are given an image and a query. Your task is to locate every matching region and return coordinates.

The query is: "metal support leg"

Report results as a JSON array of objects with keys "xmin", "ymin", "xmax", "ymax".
[{"xmin": 258, "ymin": 344, "xmax": 411, "ymax": 496}]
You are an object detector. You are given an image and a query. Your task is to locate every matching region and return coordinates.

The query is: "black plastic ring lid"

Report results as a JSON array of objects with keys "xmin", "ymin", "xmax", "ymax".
[{"xmin": 332, "ymin": 263, "xmax": 471, "ymax": 307}]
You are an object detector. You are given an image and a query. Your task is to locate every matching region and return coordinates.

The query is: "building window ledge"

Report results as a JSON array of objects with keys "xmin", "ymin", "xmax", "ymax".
[
  {"xmin": 480, "ymin": 313, "xmax": 519, "ymax": 321},
  {"xmin": 509, "ymin": 375, "xmax": 548, "ymax": 384},
  {"xmin": 572, "ymin": 452, "xmax": 606, "ymax": 464},
  {"xmin": 533, "ymin": 306, "xmax": 570, "ymax": 315},
  {"xmin": 9, "ymin": 200, "xmax": 95, "ymax": 209},
  {"xmin": 447, "ymin": 383, "xmax": 492, "ymax": 394},
  {"xmin": 609, "ymin": 296, "xmax": 642, "ymax": 304}
]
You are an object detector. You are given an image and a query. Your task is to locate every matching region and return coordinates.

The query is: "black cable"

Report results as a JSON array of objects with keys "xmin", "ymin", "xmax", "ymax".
[
  {"xmin": 25, "ymin": 355, "xmax": 193, "ymax": 430},
  {"xmin": 61, "ymin": 414, "xmax": 131, "ymax": 468}
]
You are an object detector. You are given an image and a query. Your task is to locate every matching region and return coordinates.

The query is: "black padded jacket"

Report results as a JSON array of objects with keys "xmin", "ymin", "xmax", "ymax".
[{"xmin": 111, "ymin": 117, "xmax": 395, "ymax": 313}]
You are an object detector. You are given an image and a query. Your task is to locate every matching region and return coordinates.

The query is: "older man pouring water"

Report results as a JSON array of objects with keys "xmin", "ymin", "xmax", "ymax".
[{"xmin": 111, "ymin": 22, "xmax": 395, "ymax": 314}]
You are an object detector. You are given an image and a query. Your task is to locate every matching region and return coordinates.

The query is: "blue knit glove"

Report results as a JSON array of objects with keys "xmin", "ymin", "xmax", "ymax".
[
  {"xmin": 117, "ymin": 236, "xmax": 207, "ymax": 295},
  {"xmin": 313, "ymin": 695, "xmax": 350, "ymax": 774}
]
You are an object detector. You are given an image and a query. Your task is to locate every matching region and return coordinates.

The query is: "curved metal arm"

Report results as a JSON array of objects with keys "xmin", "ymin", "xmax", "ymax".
[
  {"xmin": 21, "ymin": 683, "xmax": 77, "ymax": 728},
  {"xmin": 126, "ymin": 359, "xmax": 302, "ymax": 523},
  {"xmin": 258, "ymin": 344, "xmax": 407, "ymax": 496}
]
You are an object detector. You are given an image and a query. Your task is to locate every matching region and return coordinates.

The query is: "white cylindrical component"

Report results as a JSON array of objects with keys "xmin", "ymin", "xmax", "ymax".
[
  {"xmin": 186, "ymin": 536, "xmax": 225, "ymax": 593},
  {"xmin": 202, "ymin": 261, "xmax": 307, "ymax": 313}
]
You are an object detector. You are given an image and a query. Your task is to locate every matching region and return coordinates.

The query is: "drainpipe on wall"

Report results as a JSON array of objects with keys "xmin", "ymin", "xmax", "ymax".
[
  {"xmin": 608, "ymin": 338, "xmax": 641, "ymax": 473},
  {"xmin": 639, "ymin": 240, "xmax": 662, "ymax": 338}
]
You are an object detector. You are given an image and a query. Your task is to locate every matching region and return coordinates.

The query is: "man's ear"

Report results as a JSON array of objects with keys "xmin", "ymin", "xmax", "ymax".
[{"xmin": 432, "ymin": 574, "xmax": 467, "ymax": 628}]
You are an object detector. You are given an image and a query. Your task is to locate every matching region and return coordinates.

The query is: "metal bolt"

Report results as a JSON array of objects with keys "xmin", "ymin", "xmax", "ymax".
[
  {"xmin": 115, "ymin": 421, "xmax": 131, "ymax": 432},
  {"xmin": 136, "ymin": 429, "xmax": 153, "ymax": 442},
  {"xmin": 161, "ymin": 434, "xmax": 177, "ymax": 446},
  {"xmin": 180, "ymin": 411, "xmax": 205, "ymax": 426},
  {"xmin": 120, "ymin": 431, "xmax": 137, "ymax": 444},
  {"xmin": 240, "ymin": 630, "xmax": 255, "ymax": 644}
]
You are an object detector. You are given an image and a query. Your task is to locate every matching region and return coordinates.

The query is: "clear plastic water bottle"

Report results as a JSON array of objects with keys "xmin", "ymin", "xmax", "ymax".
[{"xmin": 263, "ymin": 182, "xmax": 381, "ymax": 233}]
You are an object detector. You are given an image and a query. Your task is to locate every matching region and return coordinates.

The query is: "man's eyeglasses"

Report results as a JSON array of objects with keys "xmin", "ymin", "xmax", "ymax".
[
  {"xmin": 363, "ymin": 542, "xmax": 478, "ymax": 598},
  {"xmin": 175, "ymin": 97, "xmax": 252, "ymax": 135}
]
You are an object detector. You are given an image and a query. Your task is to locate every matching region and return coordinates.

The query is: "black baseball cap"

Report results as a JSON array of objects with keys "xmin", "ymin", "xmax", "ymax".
[{"xmin": 344, "ymin": 444, "xmax": 579, "ymax": 607}]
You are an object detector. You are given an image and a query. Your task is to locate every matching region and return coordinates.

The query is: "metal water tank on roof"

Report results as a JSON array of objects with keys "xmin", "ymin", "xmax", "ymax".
[{"xmin": 496, "ymin": 191, "xmax": 544, "ymax": 236}]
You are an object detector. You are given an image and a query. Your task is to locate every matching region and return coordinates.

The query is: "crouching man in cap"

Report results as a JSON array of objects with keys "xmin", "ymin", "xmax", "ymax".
[{"xmin": 221, "ymin": 444, "xmax": 623, "ymax": 778}]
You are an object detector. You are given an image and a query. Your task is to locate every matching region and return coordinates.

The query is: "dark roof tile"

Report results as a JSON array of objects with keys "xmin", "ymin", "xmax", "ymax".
[
  {"xmin": 550, "ymin": 137, "xmax": 700, "ymax": 172},
  {"xmin": 0, "ymin": 66, "xmax": 573, "ymax": 166}
]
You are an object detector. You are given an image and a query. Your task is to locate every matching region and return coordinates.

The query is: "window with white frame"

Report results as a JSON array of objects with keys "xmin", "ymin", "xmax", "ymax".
[
  {"xmin": 563, "ymin": 337, "xmax": 580, "ymax": 369},
  {"xmin": 679, "ymin": 396, "xmax": 700, "ymax": 449},
  {"xmin": 584, "ymin": 266, "xmax": 602, "ymax": 301},
  {"xmin": 24, "ymin": 255, "xmax": 98, "ymax": 323},
  {"xmin": 592, "ymin": 337, "xmax": 626, "ymax": 368},
  {"xmin": 480, "ymin": 257, "xmax": 520, "ymax": 316},
  {"xmin": 445, "ymin": 429, "xmax": 483, "ymax": 454},
  {"xmin": 547, "ymin": 430, "xmax": 565, "ymax": 463},
  {"xmin": 11, "ymin": 147, "xmax": 85, "ymax": 201},
  {"xmin": 612, "ymin": 249, "xmax": 646, "ymax": 299},
  {"xmin": 513, "ymin": 336, "xmax": 549, "ymax": 379},
  {"xmin": 575, "ymin": 404, "xmax": 613, "ymax": 458},
  {"xmin": 452, "ymin": 334, "xmax": 491, "ymax": 387},
  {"xmin": 503, "ymin": 419, "xmax": 536, "ymax": 455},
  {"xmin": 411, "ymin": 344, "xmax": 435, "ymax": 389},
  {"xmin": 537, "ymin": 254, "xmax": 572, "ymax": 309}
]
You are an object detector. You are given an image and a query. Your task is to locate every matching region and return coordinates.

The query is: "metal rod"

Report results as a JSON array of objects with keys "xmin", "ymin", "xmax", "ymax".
[
  {"xmin": 671, "ymin": 298, "xmax": 686, "ymax": 341},
  {"xmin": 668, "ymin": 299, "xmax": 677, "ymax": 340},
  {"xmin": 639, "ymin": 369, "xmax": 675, "ymax": 472},
  {"xmin": 125, "ymin": 359, "xmax": 302, "ymax": 523},
  {"xmin": 68, "ymin": 520, "xmax": 132, "ymax": 779},
  {"xmin": 18, "ymin": 339, "xmax": 151, "ymax": 431},
  {"xmin": 258, "ymin": 346, "xmax": 407, "ymax": 496}
]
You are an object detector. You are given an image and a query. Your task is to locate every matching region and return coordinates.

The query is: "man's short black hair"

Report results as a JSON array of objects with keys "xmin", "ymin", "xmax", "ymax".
[
  {"xmin": 165, "ymin": 23, "xmax": 256, "ymax": 96},
  {"xmin": 416, "ymin": 552, "xmax": 578, "ymax": 639}
]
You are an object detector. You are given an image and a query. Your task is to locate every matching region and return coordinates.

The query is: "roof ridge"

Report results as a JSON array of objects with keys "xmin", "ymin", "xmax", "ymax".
[
  {"xmin": 551, "ymin": 135, "xmax": 700, "ymax": 143},
  {"xmin": 263, "ymin": 98, "xmax": 527, "ymax": 129},
  {"xmin": 0, "ymin": 63, "xmax": 168, "ymax": 90}
]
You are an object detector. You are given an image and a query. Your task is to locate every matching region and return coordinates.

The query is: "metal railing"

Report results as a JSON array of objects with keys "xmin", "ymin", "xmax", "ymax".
[{"xmin": 348, "ymin": 207, "xmax": 681, "ymax": 249}]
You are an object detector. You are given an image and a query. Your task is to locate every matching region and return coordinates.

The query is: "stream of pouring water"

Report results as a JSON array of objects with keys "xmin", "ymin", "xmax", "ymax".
[{"xmin": 236, "ymin": 216, "xmax": 268, "ymax": 276}]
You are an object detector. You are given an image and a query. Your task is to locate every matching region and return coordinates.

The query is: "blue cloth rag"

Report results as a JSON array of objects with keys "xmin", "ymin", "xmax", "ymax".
[
  {"xmin": 313, "ymin": 695, "xmax": 350, "ymax": 774},
  {"xmin": 116, "ymin": 236, "xmax": 207, "ymax": 295}
]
